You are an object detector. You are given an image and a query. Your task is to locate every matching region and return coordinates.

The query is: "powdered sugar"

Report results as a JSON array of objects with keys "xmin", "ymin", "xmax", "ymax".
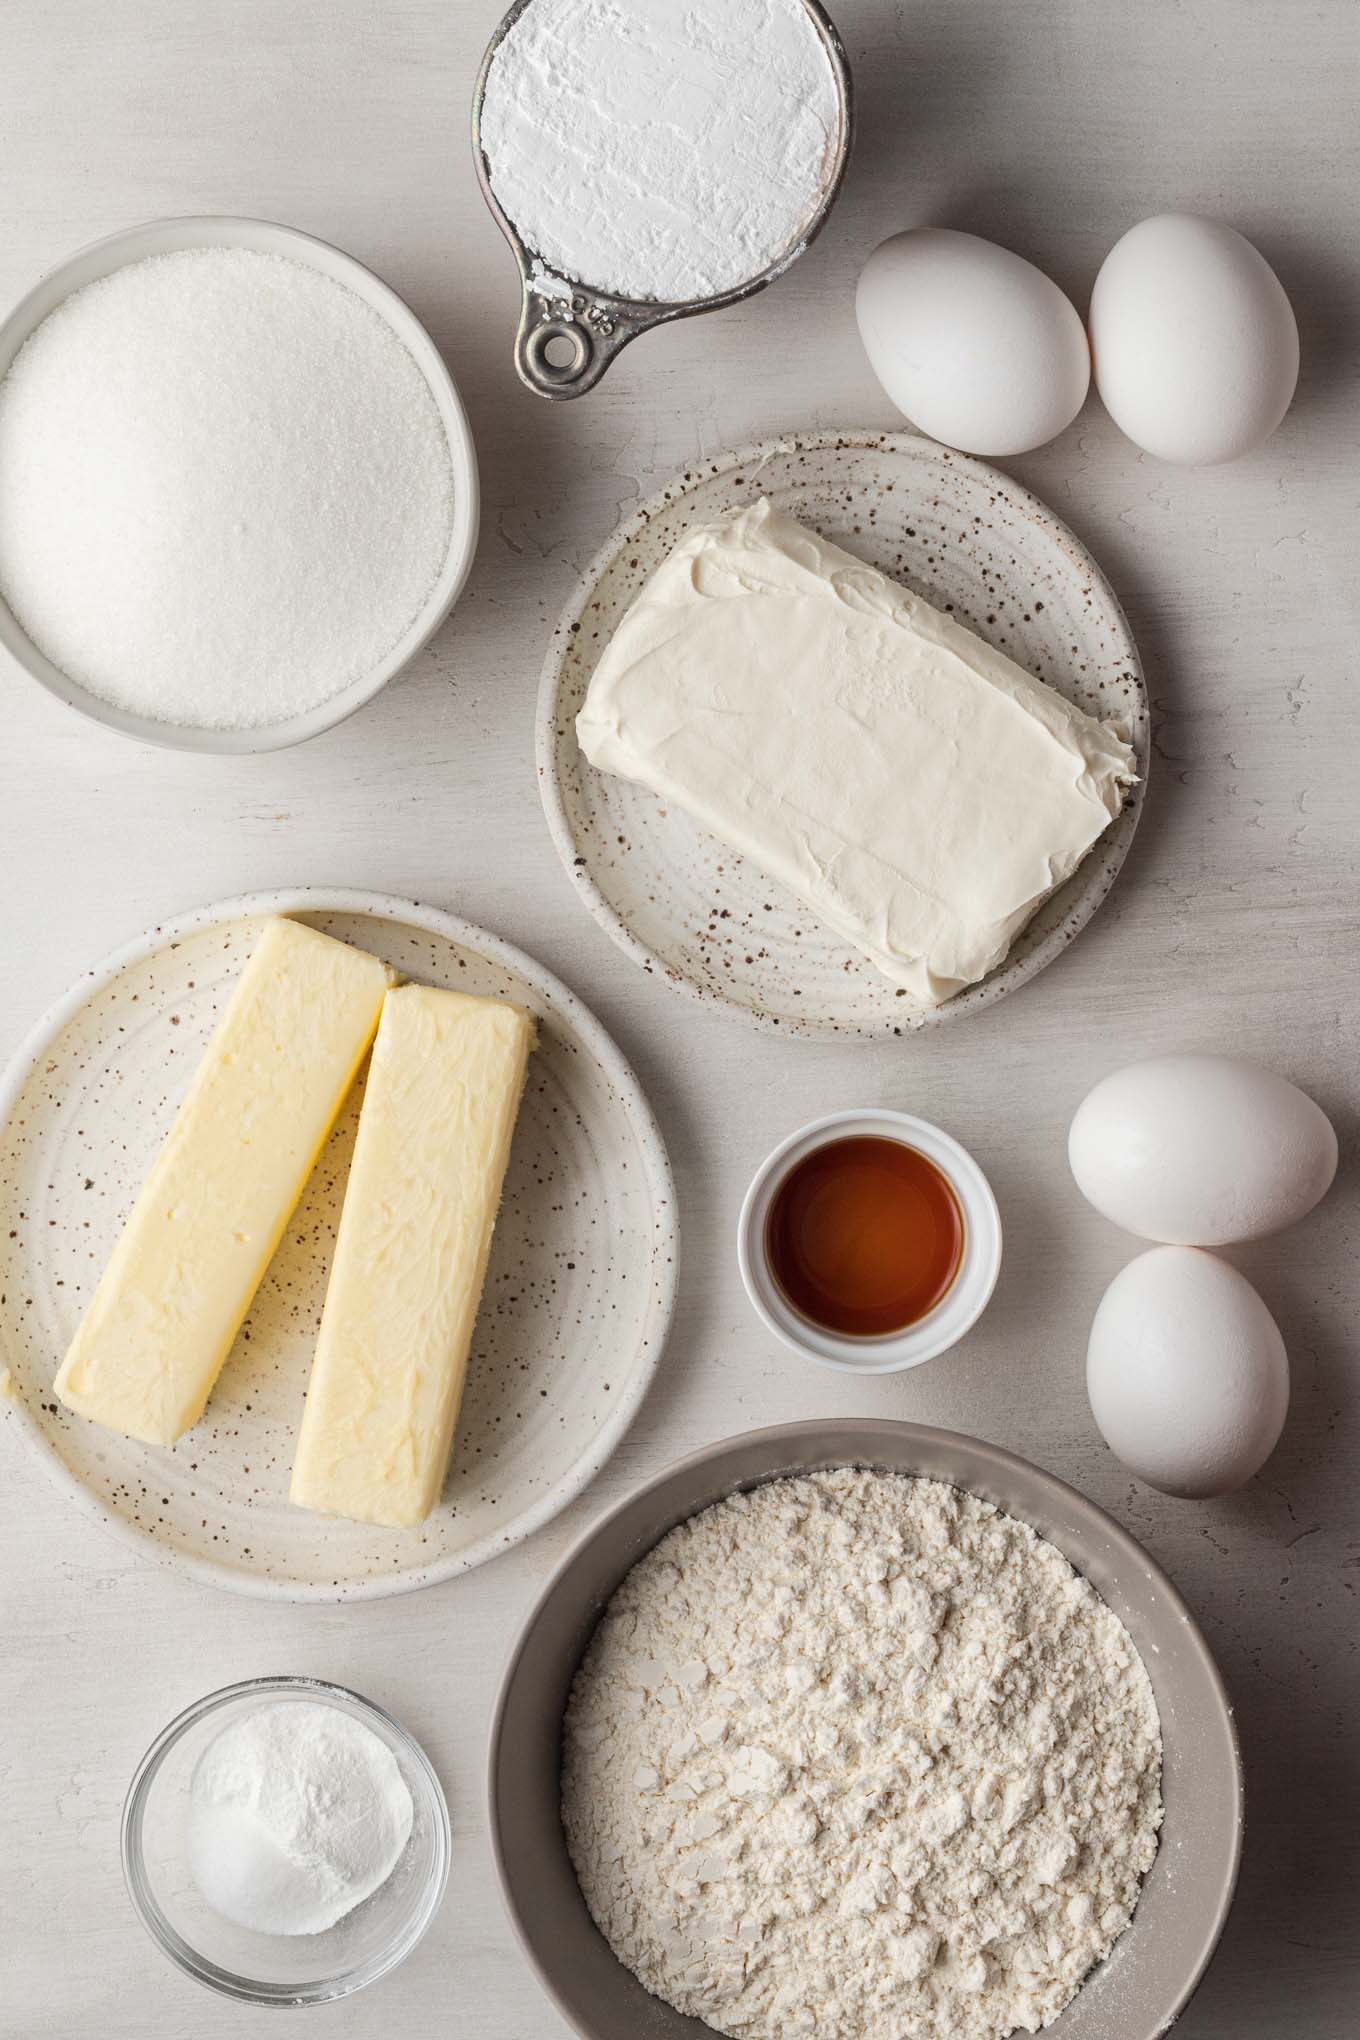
[
  {"xmin": 562, "ymin": 1468, "xmax": 1163, "ymax": 2040},
  {"xmin": 0, "ymin": 248, "xmax": 454, "ymax": 730},
  {"xmin": 480, "ymin": 0, "xmax": 841, "ymax": 304}
]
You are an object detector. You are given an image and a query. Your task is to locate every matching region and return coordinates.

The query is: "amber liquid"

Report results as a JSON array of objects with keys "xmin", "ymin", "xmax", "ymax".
[{"xmin": 765, "ymin": 1135, "xmax": 965, "ymax": 1338}]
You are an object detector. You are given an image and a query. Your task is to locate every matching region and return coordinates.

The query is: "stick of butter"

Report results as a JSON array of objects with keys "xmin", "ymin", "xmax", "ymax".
[
  {"xmin": 576, "ymin": 498, "xmax": 1137, "ymax": 1006},
  {"xmin": 54, "ymin": 918, "xmax": 391, "ymax": 1447},
  {"xmin": 290, "ymin": 985, "xmax": 535, "ymax": 1529}
]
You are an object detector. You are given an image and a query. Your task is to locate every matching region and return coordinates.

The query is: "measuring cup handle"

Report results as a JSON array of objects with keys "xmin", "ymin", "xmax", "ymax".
[{"xmin": 512, "ymin": 287, "xmax": 648, "ymax": 399}]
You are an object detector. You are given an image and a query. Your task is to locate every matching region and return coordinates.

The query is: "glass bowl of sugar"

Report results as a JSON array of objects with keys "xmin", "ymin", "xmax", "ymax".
[
  {"xmin": 122, "ymin": 1675, "xmax": 450, "ymax": 2005},
  {"xmin": 0, "ymin": 216, "xmax": 479, "ymax": 752}
]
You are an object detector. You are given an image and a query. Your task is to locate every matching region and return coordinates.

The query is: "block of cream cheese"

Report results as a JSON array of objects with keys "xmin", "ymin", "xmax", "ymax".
[
  {"xmin": 54, "ymin": 918, "xmax": 391, "ymax": 1446},
  {"xmin": 576, "ymin": 499, "xmax": 1137, "ymax": 1005},
  {"xmin": 290, "ymin": 985, "xmax": 535, "ymax": 1529}
]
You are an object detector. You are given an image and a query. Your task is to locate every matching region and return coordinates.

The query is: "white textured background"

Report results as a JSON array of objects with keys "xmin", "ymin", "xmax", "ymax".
[{"xmin": 1, "ymin": 2, "xmax": 1356, "ymax": 2034}]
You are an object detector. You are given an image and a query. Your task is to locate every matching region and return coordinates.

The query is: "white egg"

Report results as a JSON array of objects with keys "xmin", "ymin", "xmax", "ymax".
[
  {"xmin": 1089, "ymin": 214, "xmax": 1299, "ymax": 464},
  {"xmin": 1070, "ymin": 1053, "xmax": 1336, "ymax": 1245},
  {"xmin": 855, "ymin": 228, "xmax": 1090, "ymax": 457},
  {"xmin": 1087, "ymin": 1247, "xmax": 1288, "ymax": 1497}
]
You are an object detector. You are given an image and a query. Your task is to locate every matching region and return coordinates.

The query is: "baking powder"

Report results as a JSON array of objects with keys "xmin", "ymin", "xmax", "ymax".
[
  {"xmin": 480, "ymin": 0, "xmax": 841, "ymax": 303},
  {"xmin": 563, "ymin": 1468, "xmax": 1163, "ymax": 2040},
  {"xmin": 187, "ymin": 1700, "xmax": 414, "ymax": 1937}
]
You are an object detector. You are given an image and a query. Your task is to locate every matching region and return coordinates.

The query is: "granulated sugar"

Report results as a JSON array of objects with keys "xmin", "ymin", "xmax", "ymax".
[
  {"xmin": 480, "ymin": 0, "xmax": 841, "ymax": 304},
  {"xmin": 0, "ymin": 248, "xmax": 454, "ymax": 730}
]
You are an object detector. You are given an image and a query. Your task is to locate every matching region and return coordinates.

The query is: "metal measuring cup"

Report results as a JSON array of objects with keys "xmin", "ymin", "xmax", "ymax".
[{"xmin": 471, "ymin": 0, "xmax": 854, "ymax": 400}]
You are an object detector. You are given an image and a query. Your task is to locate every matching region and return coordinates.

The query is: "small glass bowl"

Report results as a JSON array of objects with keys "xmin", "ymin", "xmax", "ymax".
[{"xmin": 121, "ymin": 1675, "xmax": 450, "ymax": 2006}]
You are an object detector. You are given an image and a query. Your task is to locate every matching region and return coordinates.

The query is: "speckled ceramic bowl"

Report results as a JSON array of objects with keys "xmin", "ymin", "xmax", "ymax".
[
  {"xmin": 489, "ymin": 1420, "xmax": 1242, "ymax": 2040},
  {"xmin": 537, "ymin": 431, "xmax": 1150, "ymax": 1038},
  {"xmin": 0, "ymin": 890, "xmax": 677, "ymax": 1598}
]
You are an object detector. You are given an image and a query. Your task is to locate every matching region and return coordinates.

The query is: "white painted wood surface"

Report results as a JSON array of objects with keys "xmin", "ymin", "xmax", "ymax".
[{"xmin": 1, "ymin": 2, "xmax": 1356, "ymax": 2033}]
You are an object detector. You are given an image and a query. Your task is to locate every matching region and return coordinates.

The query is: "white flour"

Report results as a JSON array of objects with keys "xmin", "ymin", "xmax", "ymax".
[
  {"xmin": 188, "ymin": 1701, "xmax": 414, "ymax": 1936},
  {"xmin": 563, "ymin": 1469, "xmax": 1162, "ymax": 2040},
  {"xmin": 480, "ymin": 0, "xmax": 841, "ymax": 303}
]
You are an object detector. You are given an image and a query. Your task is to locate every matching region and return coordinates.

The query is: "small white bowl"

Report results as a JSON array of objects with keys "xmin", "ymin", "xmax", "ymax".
[
  {"xmin": 736, "ymin": 1108, "xmax": 1002, "ymax": 1371},
  {"xmin": 0, "ymin": 216, "xmax": 480, "ymax": 753}
]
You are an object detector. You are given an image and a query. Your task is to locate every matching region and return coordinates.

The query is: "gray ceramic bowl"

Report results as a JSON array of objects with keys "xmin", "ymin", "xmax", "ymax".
[{"xmin": 489, "ymin": 1420, "xmax": 1242, "ymax": 2040}]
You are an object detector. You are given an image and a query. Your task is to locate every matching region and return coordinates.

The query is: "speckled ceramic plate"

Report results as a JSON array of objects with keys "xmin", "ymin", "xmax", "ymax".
[
  {"xmin": 537, "ymin": 430, "xmax": 1149, "ymax": 1038},
  {"xmin": 0, "ymin": 889, "xmax": 677, "ymax": 1600}
]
